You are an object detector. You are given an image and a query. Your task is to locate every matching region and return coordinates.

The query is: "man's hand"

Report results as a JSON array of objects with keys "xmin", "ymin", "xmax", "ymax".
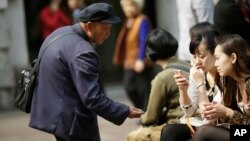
[{"xmin": 128, "ymin": 107, "xmax": 144, "ymax": 118}]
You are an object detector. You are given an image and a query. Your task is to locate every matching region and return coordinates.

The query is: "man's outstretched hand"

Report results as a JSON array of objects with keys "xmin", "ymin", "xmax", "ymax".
[{"xmin": 128, "ymin": 107, "xmax": 144, "ymax": 118}]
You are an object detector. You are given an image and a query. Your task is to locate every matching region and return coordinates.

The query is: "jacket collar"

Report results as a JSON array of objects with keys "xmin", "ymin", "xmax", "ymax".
[
  {"xmin": 72, "ymin": 23, "xmax": 90, "ymax": 42},
  {"xmin": 163, "ymin": 57, "xmax": 179, "ymax": 69}
]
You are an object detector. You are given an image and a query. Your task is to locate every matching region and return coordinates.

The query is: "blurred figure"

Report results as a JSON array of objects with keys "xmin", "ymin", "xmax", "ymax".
[
  {"xmin": 40, "ymin": 0, "xmax": 72, "ymax": 39},
  {"xmin": 113, "ymin": 0, "xmax": 153, "ymax": 111},
  {"xmin": 214, "ymin": 0, "xmax": 250, "ymax": 45},
  {"xmin": 176, "ymin": 0, "xmax": 214, "ymax": 62},
  {"xmin": 68, "ymin": 0, "xmax": 87, "ymax": 23}
]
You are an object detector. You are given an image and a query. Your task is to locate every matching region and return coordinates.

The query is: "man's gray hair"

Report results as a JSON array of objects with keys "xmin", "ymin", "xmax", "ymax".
[{"xmin": 120, "ymin": 0, "xmax": 145, "ymax": 10}]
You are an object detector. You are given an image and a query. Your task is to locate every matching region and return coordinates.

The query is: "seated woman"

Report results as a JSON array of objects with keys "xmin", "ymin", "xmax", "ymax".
[
  {"xmin": 193, "ymin": 34, "xmax": 250, "ymax": 141},
  {"xmin": 160, "ymin": 23, "xmax": 222, "ymax": 141},
  {"xmin": 126, "ymin": 29, "xmax": 191, "ymax": 141}
]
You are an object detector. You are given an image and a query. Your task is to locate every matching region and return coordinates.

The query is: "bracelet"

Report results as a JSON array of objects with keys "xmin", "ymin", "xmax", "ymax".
[
  {"xmin": 197, "ymin": 81, "xmax": 206, "ymax": 89},
  {"xmin": 244, "ymin": 104, "xmax": 250, "ymax": 110},
  {"xmin": 182, "ymin": 104, "xmax": 192, "ymax": 109}
]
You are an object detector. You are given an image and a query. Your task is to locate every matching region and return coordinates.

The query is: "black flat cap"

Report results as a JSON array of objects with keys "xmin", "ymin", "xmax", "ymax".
[{"xmin": 78, "ymin": 3, "xmax": 120, "ymax": 24}]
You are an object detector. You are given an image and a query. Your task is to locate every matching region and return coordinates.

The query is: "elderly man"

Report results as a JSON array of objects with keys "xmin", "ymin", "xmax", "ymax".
[{"xmin": 29, "ymin": 3, "xmax": 143, "ymax": 141}]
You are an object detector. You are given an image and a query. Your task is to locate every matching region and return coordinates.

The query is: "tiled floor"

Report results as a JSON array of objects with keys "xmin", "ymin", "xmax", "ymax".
[{"xmin": 0, "ymin": 84, "xmax": 140, "ymax": 141}]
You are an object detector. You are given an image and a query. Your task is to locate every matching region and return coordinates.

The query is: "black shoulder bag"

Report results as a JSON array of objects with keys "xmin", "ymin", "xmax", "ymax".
[{"xmin": 15, "ymin": 32, "xmax": 73, "ymax": 113}]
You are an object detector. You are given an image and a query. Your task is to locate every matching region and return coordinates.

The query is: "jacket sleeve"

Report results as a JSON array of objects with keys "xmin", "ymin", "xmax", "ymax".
[
  {"xmin": 70, "ymin": 51, "xmax": 130, "ymax": 125},
  {"xmin": 137, "ymin": 18, "xmax": 150, "ymax": 60},
  {"xmin": 227, "ymin": 110, "xmax": 250, "ymax": 125},
  {"xmin": 183, "ymin": 76, "xmax": 199, "ymax": 116}
]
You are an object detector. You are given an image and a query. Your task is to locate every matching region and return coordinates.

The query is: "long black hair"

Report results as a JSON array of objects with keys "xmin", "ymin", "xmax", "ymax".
[{"xmin": 217, "ymin": 34, "xmax": 250, "ymax": 111}]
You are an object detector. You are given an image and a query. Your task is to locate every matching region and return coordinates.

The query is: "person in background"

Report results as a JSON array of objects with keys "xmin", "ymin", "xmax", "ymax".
[
  {"xmin": 214, "ymin": 0, "xmax": 250, "ymax": 45},
  {"xmin": 113, "ymin": 0, "xmax": 154, "ymax": 111},
  {"xmin": 160, "ymin": 23, "xmax": 222, "ymax": 141},
  {"xmin": 68, "ymin": 0, "xmax": 87, "ymax": 23},
  {"xmin": 126, "ymin": 28, "xmax": 190, "ymax": 141},
  {"xmin": 192, "ymin": 34, "xmax": 250, "ymax": 141},
  {"xmin": 29, "ymin": 3, "xmax": 143, "ymax": 141},
  {"xmin": 40, "ymin": 0, "xmax": 72, "ymax": 39},
  {"xmin": 176, "ymin": 0, "xmax": 214, "ymax": 62}
]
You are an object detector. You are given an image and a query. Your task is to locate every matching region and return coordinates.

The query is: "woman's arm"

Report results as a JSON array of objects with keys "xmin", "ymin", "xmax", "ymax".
[
  {"xmin": 190, "ymin": 67, "xmax": 210, "ymax": 117},
  {"xmin": 228, "ymin": 110, "xmax": 250, "ymax": 125},
  {"xmin": 174, "ymin": 68, "xmax": 198, "ymax": 116},
  {"xmin": 203, "ymin": 101, "xmax": 250, "ymax": 125}
]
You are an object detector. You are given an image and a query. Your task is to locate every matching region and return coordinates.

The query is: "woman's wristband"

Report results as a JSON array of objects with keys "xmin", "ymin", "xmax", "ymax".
[{"xmin": 197, "ymin": 81, "xmax": 206, "ymax": 89}]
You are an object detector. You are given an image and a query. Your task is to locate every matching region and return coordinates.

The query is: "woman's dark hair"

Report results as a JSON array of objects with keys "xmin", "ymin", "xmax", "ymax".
[
  {"xmin": 189, "ymin": 22, "xmax": 219, "ymax": 55},
  {"xmin": 189, "ymin": 23, "xmax": 223, "ymax": 95},
  {"xmin": 146, "ymin": 28, "xmax": 178, "ymax": 62},
  {"xmin": 217, "ymin": 34, "xmax": 250, "ymax": 78},
  {"xmin": 189, "ymin": 22, "xmax": 219, "ymax": 40},
  {"xmin": 189, "ymin": 31, "xmax": 219, "ymax": 55},
  {"xmin": 217, "ymin": 34, "xmax": 250, "ymax": 110}
]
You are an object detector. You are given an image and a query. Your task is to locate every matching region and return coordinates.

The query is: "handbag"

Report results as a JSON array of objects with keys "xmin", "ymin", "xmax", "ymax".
[{"xmin": 14, "ymin": 32, "xmax": 73, "ymax": 113}]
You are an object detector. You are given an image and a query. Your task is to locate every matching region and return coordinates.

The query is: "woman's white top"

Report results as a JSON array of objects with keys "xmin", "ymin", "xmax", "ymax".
[{"xmin": 179, "ymin": 75, "xmax": 222, "ymax": 127}]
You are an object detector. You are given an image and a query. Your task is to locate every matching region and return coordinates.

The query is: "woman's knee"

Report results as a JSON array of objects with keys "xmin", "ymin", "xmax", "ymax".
[
  {"xmin": 193, "ymin": 124, "xmax": 229, "ymax": 141},
  {"xmin": 160, "ymin": 124, "xmax": 188, "ymax": 141}
]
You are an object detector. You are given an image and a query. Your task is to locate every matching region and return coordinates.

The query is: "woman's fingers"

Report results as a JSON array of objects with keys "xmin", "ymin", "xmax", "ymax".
[
  {"xmin": 202, "ymin": 104, "xmax": 219, "ymax": 120},
  {"xmin": 176, "ymin": 78, "xmax": 188, "ymax": 86}
]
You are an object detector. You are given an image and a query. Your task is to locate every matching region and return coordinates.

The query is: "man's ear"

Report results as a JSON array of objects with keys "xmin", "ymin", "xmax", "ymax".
[
  {"xmin": 80, "ymin": 22, "xmax": 93, "ymax": 37},
  {"xmin": 85, "ymin": 22, "xmax": 93, "ymax": 34},
  {"xmin": 231, "ymin": 53, "xmax": 237, "ymax": 64}
]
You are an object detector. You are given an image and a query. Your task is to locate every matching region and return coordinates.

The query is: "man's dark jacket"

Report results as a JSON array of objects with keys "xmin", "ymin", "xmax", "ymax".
[{"xmin": 29, "ymin": 24, "xmax": 130, "ymax": 141}]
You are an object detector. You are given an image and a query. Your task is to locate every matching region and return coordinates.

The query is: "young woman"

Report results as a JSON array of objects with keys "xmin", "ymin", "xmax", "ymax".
[
  {"xmin": 193, "ymin": 34, "xmax": 250, "ymax": 141},
  {"xmin": 160, "ymin": 26, "xmax": 222, "ymax": 141}
]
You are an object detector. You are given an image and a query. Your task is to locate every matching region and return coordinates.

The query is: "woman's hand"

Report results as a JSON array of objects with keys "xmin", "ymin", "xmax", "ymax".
[
  {"xmin": 173, "ymin": 70, "xmax": 189, "ymax": 90},
  {"xmin": 190, "ymin": 67, "xmax": 205, "ymax": 85},
  {"xmin": 202, "ymin": 102, "xmax": 234, "ymax": 121}
]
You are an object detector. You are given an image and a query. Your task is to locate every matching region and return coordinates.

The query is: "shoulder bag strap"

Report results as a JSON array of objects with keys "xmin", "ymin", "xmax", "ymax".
[{"xmin": 30, "ymin": 32, "xmax": 74, "ymax": 74}]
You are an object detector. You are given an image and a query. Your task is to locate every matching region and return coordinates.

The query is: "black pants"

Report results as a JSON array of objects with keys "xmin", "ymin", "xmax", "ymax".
[
  {"xmin": 123, "ymin": 67, "xmax": 153, "ymax": 111},
  {"xmin": 55, "ymin": 136, "xmax": 67, "ymax": 141},
  {"xmin": 161, "ymin": 124, "xmax": 229, "ymax": 141},
  {"xmin": 160, "ymin": 124, "xmax": 193, "ymax": 141},
  {"xmin": 193, "ymin": 124, "xmax": 229, "ymax": 141}
]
